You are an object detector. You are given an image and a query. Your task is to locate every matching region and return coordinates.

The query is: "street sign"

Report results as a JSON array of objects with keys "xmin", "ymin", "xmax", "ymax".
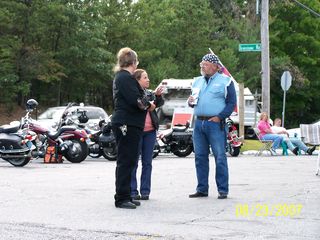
[
  {"xmin": 239, "ymin": 43, "xmax": 261, "ymax": 52},
  {"xmin": 281, "ymin": 71, "xmax": 292, "ymax": 91},
  {"xmin": 281, "ymin": 71, "xmax": 292, "ymax": 127}
]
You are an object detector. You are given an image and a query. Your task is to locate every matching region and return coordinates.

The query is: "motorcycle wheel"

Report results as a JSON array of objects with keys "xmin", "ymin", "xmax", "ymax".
[
  {"xmin": 228, "ymin": 146, "xmax": 240, "ymax": 157},
  {"xmin": 152, "ymin": 143, "xmax": 160, "ymax": 159},
  {"xmin": 89, "ymin": 152, "xmax": 102, "ymax": 158},
  {"xmin": 102, "ymin": 146, "xmax": 117, "ymax": 161},
  {"xmin": 64, "ymin": 139, "xmax": 89, "ymax": 163},
  {"xmin": 4, "ymin": 156, "xmax": 31, "ymax": 167},
  {"xmin": 172, "ymin": 144, "xmax": 193, "ymax": 157}
]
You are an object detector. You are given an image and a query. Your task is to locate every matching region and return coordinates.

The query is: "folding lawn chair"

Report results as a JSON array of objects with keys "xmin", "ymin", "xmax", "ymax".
[
  {"xmin": 300, "ymin": 124, "xmax": 320, "ymax": 175},
  {"xmin": 253, "ymin": 128, "xmax": 275, "ymax": 156}
]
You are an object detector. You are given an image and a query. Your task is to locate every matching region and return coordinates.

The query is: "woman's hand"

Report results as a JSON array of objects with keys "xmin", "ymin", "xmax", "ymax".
[
  {"xmin": 154, "ymin": 86, "xmax": 164, "ymax": 96},
  {"xmin": 148, "ymin": 102, "xmax": 156, "ymax": 112}
]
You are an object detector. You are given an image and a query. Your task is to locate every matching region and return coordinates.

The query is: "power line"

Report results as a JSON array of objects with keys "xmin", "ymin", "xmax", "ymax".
[{"xmin": 291, "ymin": 0, "xmax": 320, "ymax": 18}]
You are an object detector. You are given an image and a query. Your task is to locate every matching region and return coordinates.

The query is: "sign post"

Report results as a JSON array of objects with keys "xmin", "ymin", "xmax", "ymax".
[{"xmin": 281, "ymin": 71, "xmax": 292, "ymax": 127}]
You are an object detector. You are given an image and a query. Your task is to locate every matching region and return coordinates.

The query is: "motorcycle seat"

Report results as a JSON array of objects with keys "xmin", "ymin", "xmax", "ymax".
[
  {"xmin": 0, "ymin": 122, "xmax": 20, "ymax": 134},
  {"xmin": 172, "ymin": 126, "xmax": 187, "ymax": 132},
  {"xmin": 48, "ymin": 126, "xmax": 77, "ymax": 139}
]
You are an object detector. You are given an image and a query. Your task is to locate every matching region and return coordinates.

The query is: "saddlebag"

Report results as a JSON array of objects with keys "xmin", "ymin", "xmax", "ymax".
[{"xmin": 44, "ymin": 145, "xmax": 63, "ymax": 163}]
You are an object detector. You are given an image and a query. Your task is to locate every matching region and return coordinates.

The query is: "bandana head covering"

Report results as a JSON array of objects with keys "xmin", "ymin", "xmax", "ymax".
[{"xmin": 202, "ymin": 53, "xmax": 220, "ymax": 65}]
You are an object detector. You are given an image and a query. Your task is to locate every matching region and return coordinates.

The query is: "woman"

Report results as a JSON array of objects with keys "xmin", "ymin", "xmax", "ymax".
[
  {"xmin": 257, "ymin": 112, "xmax": 283, "ymax": 155},
  {"xmin": 131, "ymin": 69, "xmax": 164, "ymax": 201},
  {"xmin": 112, "ymin": 48, "xmax": 155, "ymax": 209}
]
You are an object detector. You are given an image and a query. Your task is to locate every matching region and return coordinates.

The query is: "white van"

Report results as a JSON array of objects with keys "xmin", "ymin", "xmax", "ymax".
[{"xmin": 156, "ymin": 78, "xmax": 260, "ymax": 138}]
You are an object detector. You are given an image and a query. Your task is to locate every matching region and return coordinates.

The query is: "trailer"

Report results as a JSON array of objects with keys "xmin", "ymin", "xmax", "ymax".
[{"xmin": 156, "ymin": 78, "xmax": 260, "ymax": 138}]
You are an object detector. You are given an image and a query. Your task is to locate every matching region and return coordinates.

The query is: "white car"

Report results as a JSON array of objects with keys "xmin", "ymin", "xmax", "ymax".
[
  {"xmin": 37, "ymin": 105, "xmax": 108, "ymax": 130},
  {"xmin": 286, "ymin": 120, "xmax": 320, "ymax": 139}
]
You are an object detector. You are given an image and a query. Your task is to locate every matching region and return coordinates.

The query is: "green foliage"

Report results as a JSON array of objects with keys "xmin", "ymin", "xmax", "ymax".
[
  {"xmin": 0, "ymin": 0, "xmax": 319, "ymax": 126},
  {"xmin": 270, "ymin": 0, "xmax": 320, "ymax": 126}
]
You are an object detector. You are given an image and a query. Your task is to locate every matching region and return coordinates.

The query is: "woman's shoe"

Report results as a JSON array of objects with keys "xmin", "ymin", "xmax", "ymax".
[
  {"xmin": 140, "ymin": 195, "xmax": 149, "ymax": 200},
  {"xmin": 292, "ymin": 147, "xmax": 299, "ymax": 155},
  {"xmin": 270, "ymin": 148, "xmax": 277, "ymax": 156},
  {"xmin": 115, "ymin": 201, "xmax": 136, "ymax": 209},
  {"xmin": 131, "ymin": 195, "xmax": 141, "ymax": 200}
]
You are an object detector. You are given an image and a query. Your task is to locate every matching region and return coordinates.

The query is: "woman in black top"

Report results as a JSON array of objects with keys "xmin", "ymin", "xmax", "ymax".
[{"xmin": 112, "ymin": 47, "xmax": 155, "ymax": 209}]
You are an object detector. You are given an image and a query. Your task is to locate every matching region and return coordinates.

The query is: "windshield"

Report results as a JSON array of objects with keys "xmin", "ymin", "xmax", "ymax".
[
  {"xmin": 164, "ymin": 89, "xmax": 191, "ymax": 100},
  {"xmin": 77, "ymin": 108, "xmax": 107, "ymax": 119},
  {"xmin": 38, "ymin": 107, "xmax": 66, "ymax": 120}
]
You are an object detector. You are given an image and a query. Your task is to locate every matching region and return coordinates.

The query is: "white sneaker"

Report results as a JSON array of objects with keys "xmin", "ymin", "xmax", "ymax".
[{"xmin": 270, "ymin": 148, "xmax": 277, "ymax": 156}]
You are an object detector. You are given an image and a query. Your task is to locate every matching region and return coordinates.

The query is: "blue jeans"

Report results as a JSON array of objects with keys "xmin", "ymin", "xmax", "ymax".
[
  {"xmin": 261, "ymin": 134, "xmax": 283, "ymax": 149},
  {"xmin": 131, "ymin": 130, "xmax": 156, "ymax": 196},
  {"xmin": 193, "ymin": 119, "xmax": 229, "ymax": 195},
  {"xmin": 290, "ymin": 138, "xmax": 309, "ymax": 152}
]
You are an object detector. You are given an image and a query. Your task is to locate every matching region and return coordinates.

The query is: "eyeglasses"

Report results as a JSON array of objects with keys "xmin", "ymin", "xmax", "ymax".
[{"xmin": 199, "ymin": 62, "xmax": 210, "ymax": 68}]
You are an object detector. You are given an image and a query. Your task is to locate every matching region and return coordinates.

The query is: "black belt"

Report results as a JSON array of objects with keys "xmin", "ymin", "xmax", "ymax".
[{"xmin": 197, "ymin": 116, "xmax": 213, "ymax": 121}]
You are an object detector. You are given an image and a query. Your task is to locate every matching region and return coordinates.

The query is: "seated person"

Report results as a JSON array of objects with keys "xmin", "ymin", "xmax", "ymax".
[
  {"xmin": 257, "ymin": 112, "xmax": 284, "ymax": 155},
  {"xmin": 271, "ymin": 118, "xmax": 316, "ymax": 155}
]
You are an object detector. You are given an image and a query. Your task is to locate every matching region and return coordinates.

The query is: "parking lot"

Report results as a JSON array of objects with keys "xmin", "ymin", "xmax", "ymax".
[{"xmin": 0, "ymin": 153, "xmax": 319, "ymax": 240}]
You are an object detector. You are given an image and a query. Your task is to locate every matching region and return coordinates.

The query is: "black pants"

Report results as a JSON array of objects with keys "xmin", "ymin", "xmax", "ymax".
[{"xmin": 112, "ymin": 124, "xmax": 143, "ymax": 206}]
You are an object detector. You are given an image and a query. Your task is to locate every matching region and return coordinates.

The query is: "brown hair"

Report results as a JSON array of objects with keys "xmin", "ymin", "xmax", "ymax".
[
  {"xmin": 113, "ymin": 47, "xmax": 138, "ymax": 72},
  {"xmin": 260, "ymin": 112, "xmax": 269, "ymax": 120},
  {"xmin": 133, "ymin": 69, "xmax": 146, "ymax": 81}
]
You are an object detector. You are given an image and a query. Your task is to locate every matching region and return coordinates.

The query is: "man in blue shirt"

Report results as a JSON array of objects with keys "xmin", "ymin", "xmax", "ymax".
[{"xmin": 188, "ymin": 53, "xmax": 237, "ymax": 199}]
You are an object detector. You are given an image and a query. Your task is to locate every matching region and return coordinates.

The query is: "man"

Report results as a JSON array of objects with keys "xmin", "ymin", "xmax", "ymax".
[
  {"xmin": 271, "ymin": 118, "xmax": 316, "ymax": 155},
  {"xmin": 188, "ymin": 53, "xmax": 236, "ymax": 199}
]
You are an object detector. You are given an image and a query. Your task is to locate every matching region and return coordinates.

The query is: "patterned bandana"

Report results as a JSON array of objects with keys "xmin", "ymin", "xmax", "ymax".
[{"xmin": 202, "ymin": 54, "xmax": 220, "ymax": 65}]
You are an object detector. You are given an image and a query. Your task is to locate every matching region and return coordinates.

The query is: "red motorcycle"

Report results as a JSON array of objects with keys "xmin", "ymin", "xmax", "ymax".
[
  {"xmin": 226, "ymin": 118, "xmax": 243, "ymax": 157},
  {"xmin": 21, "ymin": 100, "xmax": 89, "ymax": 163}
]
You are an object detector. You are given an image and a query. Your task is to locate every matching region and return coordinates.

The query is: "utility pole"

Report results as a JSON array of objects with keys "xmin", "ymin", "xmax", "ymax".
[
  {"xmin": 239, "ymin": 83, "xmax": 245, "ymax": 139},
  {"xmin": 261, "ymin": 0, "xmax": 270, "ymax": 116}
]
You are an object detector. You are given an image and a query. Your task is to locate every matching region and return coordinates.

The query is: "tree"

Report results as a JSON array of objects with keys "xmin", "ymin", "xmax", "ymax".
[{"xmin": 270, "ymin": 0, "xmax": 320, "ymax": 126}]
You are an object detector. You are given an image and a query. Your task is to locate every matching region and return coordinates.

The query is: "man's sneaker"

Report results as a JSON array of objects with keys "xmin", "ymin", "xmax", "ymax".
[
  {"xmin": 270, "ymin": 148, "xmax": 277, "ymax": 156},
  {"xmin": 218, "ymin": 193, "xmax": 228, "ymax": 199},
  {"xmin": 307, "ymin": 146, "xmax": 316, "ymax": 155},
  {"xmin": 189, "ymin": 192, "xmax": 208, "ymax": 198},
  {"xmin": 292, "ymin": 147, "xmax": 299, "ymax": 156}
]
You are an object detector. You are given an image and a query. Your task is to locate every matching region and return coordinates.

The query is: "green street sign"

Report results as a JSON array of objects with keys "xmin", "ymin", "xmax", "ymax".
[{"xmin": 239, "ymin": 43, "xmax": 261, "ymax": 52}]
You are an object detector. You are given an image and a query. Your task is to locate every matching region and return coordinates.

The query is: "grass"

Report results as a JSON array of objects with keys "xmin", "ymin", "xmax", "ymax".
[{"xmin": 240, "ymin": 139, "xmax": 263, "ymax": 152}]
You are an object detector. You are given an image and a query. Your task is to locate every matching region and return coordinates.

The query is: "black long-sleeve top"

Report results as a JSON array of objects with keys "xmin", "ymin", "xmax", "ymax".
[{"xmin": 111, "ymin": 70, "xmax": 147, "ymax": 129}]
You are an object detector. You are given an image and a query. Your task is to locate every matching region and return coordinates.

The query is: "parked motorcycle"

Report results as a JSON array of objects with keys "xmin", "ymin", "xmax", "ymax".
[
  {"xmin": 81, "ymin": 116, "xmax": 117, "ymax": 161},
  {"xmin": 0, "ymin": 120, "xmax": 35, "ymax": 167},
  {"xmin": 226, "ymin": 118, "xmax": 243, "ymax": 157},
  {"xmin": 62, "ymin": 109, "xmax": 117, "ymax": 161},
  {"xmin": 90, "ymin": 118, "xmax": 117, "ymax": 161},
  {"xmin": 153, "ymin": 121, "xmax": 193, "ymax": 158},
  {"xmin": 21, "ymin": 100, "xmax": 89, "ymax": 163}
]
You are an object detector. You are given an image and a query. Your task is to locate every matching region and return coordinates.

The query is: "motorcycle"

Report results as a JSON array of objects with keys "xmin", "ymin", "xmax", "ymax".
[
  {"xmin": 0, "ymin": 120, "xmax": 35, "ymax": 167},
  {"xmin": 153, "ymin": 121, "xmax": 193, "ymax": 158},
  {"xmin": 89, "ymin": 117, "xmax": 117, "ymax": 161},
  {"xmin": 226, "ymin": 118, "xmax": 243, "ymax": 157},
  {"xmin": 61, "ymin": 109, "xmax": 117, "ymax": 161},
  {"xmin": 21, "ymin": 100, "xmax": 89, "ymax": 163}
]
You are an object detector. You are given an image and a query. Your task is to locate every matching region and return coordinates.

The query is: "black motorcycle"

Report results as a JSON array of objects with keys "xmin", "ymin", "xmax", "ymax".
[
  {"xmin": 0, "ymin": 101, "xmax": 38, "ymax": 167},
  {"xmin": 86, "ymin": 117, "xmax": 117, "ymax": 161},
  {"xmin": 153, "ymin": 121, "xmax": 193, "ymax": 158}
]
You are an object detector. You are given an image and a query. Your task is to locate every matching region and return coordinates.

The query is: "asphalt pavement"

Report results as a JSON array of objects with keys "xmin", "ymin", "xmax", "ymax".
[{"xmin": 0, "ymin": 152, "xmax": 319, "ymax": 240}]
